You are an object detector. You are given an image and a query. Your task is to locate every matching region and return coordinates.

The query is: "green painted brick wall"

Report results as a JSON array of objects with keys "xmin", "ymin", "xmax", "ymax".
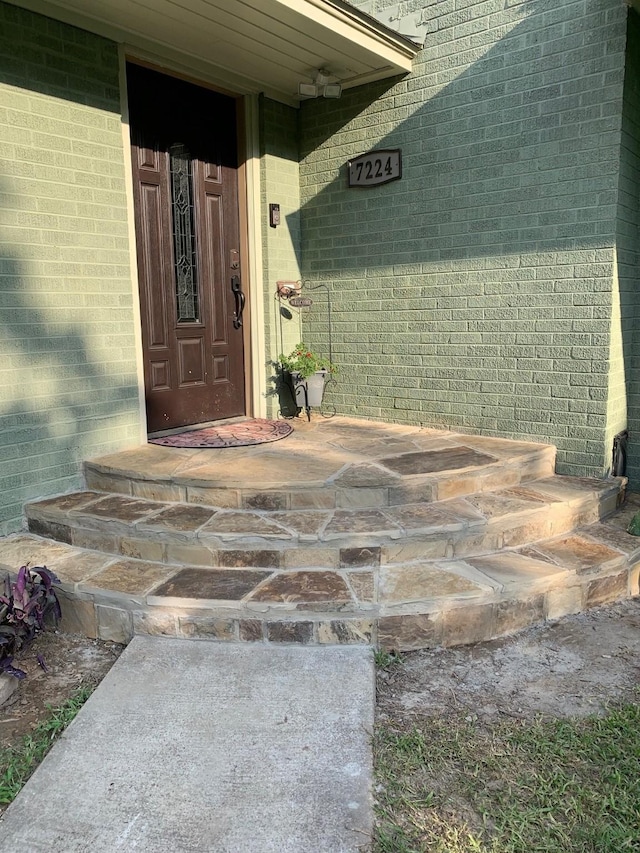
[
  {"xmin": 259, "ymin": 96, "xmax": 302, "ymax": 416},
  {"xmin": 298, "ymin": 0, "xmax": 629, "ymax": 477},
  {"xmin": 0, "ymin": 2, "xmax": 141, "ymax": 535},
  {"xmin": 617, "ymin": 8, "xmax": 640, "ymax": 483}
]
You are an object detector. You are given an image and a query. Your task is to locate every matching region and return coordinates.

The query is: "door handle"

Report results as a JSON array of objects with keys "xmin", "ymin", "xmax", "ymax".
[{"xmin": 231, "ymin": 275, "xmax": 245, "ymax": 329}]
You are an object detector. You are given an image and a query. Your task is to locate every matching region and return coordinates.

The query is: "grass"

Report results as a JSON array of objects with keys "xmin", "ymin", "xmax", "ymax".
[
  {"xmin": 0, "ymin": 684, "xmax": 94, "ymax": 805},
  {"xmin": 374, "ymin": 702, "xmax": 640, "ymax": 852},
  {"xmin": 374, "ymin": 649, "xmax": 404, "ymax": 669}
]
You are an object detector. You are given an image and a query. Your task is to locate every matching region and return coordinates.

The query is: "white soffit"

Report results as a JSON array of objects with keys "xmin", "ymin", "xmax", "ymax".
[{"xmin": 9, "ymin": 0, "xmax": 420, "ymax": 105}]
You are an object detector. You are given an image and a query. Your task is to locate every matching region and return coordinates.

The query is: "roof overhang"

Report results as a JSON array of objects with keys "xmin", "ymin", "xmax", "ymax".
[{"xmin": 8, "ymin": 0, "xmax": 420, "ymax": 105}]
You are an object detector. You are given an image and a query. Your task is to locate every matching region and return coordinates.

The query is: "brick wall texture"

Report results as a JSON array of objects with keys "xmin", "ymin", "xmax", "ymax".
[
  {"xmin": 617, "ymin": 8, "xmax": 640, "ymax": 483},
  {"xmin": 259, "ymin": 97, "xmax": 303, "ymax": 416},
  {"xmin": 1, "ymin": 0, "xmax": 638, "ymax": 540},
  {"xmin": 0, "ymin": 2, "xmax": 141, "ymax": 535},
  {"xmin": 298, "ymin": 0, "xmax": 634, "ymax": 478}
]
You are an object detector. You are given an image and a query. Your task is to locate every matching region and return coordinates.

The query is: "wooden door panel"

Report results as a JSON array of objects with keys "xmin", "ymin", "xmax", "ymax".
[
  {"xmin": 127, "ymin": 63, "xmax": 246, "ymax": 432},
  {"xmin": 139, "ymin": 181, "xmax": 170, "ymax": 349},
  {"xmin": 150, "ymin": 361, "xmax": 170, "ymax": 391},
  {"xmin": 137, "ymin": 145, "xmax": 159, "ymax": 171},
  {"xmin": 204, "ymin": 160, "xmax": 222, "ymax": 182},
  {"xmin": 213, "ymin": 355, "xmax": 229, "ymax": 381},
  {"xmin": 177, "ymin": 338, "xmax": 206, "ymax": 386},
  {"xmin": 201, "ymin": 191, "xmax": 226, "ymax": 343}
]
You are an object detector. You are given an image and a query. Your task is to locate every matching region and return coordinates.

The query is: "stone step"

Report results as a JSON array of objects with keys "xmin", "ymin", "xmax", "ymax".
[
  {"xmin": 25, "ymin": 475, "xmax": 624, "ymax": 569},
  {"xmin": 2, "ymin": 498, "xmax": 638, "ymax": 650},
  {"xmin": 6, "ymin": 417, "xmax": 638, "ymax": 652},
  {"xmin": 83, "ymin": 419, "xmax": 556, "ymax": 510}
]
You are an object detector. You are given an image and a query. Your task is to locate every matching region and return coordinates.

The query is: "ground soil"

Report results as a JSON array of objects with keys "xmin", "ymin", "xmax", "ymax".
[
  {"xmin": 0, "ymin": 631, "xmax": 123, "ymax": 749},
  {"xmin": 1, "ymin": 598, "xmax": 638, "ymax": 844},
  {"xmin": 377, "ymin": 598, "xmax": 640, "ymax": 724}
]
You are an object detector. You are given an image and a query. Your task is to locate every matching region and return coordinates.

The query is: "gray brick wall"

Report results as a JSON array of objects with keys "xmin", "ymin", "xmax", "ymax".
[
  {"xmin": 298, "ymin": 0, "xmax": 629, "ymax": 477},
  {"xmin": 618, "ymin": 8, "xmax": 640, "ymax": 482},
  {"xmin": 0, "ymin": 2, "xmax": 140, "ymax": 535}
]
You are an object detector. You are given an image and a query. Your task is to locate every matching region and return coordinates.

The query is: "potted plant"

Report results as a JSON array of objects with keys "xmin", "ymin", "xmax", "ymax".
[{"xmin": 279, "ymin": 342, "xmax": 337, "ymax": 410}]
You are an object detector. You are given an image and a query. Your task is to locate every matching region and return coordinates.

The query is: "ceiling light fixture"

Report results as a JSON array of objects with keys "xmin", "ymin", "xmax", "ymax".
[
  {"xmin": 298, "ymin": 82, "xmax": 318, "ymax": 98},
  {"xmin": 323, "ymin": 82, "xmax": 342, "ymax": 99},
  {"xmin": 297, "ymin": 69, "xmax": 342, "ymax": 100}
]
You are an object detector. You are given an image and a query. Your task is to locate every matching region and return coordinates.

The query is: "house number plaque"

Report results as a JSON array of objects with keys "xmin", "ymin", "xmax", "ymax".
[{"xmin": 348, "ymin": 149, "xmax": 402, "ymax": 187}]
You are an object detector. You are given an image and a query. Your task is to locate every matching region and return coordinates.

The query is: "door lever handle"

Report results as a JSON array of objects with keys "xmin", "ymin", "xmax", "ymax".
[{"xmin": 231, "ymin": 275, "xmax": 245, "ymax": 329}]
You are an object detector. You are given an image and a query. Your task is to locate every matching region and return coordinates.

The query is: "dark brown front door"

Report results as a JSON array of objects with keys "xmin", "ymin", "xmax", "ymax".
[{"xmin": 127, "ymin": 63, "xmax": 246, "ymax": 432}]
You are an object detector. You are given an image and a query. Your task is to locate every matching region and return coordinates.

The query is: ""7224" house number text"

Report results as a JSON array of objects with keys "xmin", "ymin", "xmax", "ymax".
[{"xmin": 348, "ymin": 149, "xmax": 402, "ymax": 187}]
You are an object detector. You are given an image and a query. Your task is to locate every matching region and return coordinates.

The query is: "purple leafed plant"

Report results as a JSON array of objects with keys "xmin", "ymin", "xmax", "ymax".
[{"xmin": 0, "ymin": 565, "xmax": 62, "ymax": 680}]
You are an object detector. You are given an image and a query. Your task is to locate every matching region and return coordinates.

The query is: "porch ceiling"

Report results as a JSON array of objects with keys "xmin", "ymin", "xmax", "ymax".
[{"xmin": 10, "ymin": 0, "xmax": 420, "ymax": 105}]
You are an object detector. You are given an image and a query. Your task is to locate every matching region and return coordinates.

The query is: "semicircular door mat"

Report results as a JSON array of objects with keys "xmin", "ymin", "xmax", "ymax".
[{"xmin": 149, "ymin": 419, "xmax": 293, "ymax": 449}]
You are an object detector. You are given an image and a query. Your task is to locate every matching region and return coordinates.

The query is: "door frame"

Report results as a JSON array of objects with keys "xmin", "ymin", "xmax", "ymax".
[{"xmin": 118, "ymin": 47, "xmax": 266, "ymax": 439}]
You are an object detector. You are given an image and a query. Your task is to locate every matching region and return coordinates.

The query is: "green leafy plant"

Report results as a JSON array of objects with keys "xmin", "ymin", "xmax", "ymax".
[
  {"xmin": 279, "ymin": 342, "xmax": 337, "ymax": 380},
  {"xmin": 0, "ymin": 565, "xmax": 61, "ymax": 680},
  {"xmin": 374, "ymin": 649, "xmax": 404, "ymax": 669},
  {"xmin": 627, "ymin": 510, "xmax": 640, "ymax": 535}
]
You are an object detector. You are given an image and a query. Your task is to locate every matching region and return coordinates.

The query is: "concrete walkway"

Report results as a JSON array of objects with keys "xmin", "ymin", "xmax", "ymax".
[{"xmin": 0, "ymin": 638, "xmax": 375, "ymax": 852}]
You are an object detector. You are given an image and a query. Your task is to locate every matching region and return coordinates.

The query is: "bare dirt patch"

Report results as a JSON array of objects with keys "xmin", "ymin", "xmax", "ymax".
[
  {"xmin": 377, "ymin": 598, "xmax": 640, "ymax": 724},
  {"xmin": 375, "ymin": 599, "xmax": 640, "ymax": 852},
  {"xmin": 0, "ymin": 631, "xmax": 123, "ymax": 750}
]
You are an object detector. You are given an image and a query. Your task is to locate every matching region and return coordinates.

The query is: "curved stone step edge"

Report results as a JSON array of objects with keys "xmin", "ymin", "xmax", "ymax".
[
  {"xmin": 378, "ymin": 536, "xmax": 632, "ymax": 616},
  {"xmin": 0, "ymin": 533, "xmax": 376, "ymax": 613},
  {"xmin": 55, "ymin": 551, "xmax": 639, "ymax": 651},
  {"xmin": 47, "ymin": 533, "xmax": 634, "ymax": 619},
  {"xmin": 9, "ymin": 501, "xmax": 638, "ymax": 608},
  {"xmin": 24, "ymin": 480, "xmax": 623, "ymax": 569},
  {"xmin": 82, "ymin": 445, "xmax": 557, "ymax": 509},
  {"xmin": 377, "ymin": 558, "xmax": 640, "ymax": 651},
  {"xmin": 0, "ymin": 533, "xmax": 378, "ymax": 642},
  {"xmin": 2, "ymin": 539, "xmax": 636, "ymax": 650}
]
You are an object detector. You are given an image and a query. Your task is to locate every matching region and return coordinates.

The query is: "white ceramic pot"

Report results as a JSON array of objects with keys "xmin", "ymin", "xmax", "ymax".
[{"xmin": 292, "ymin": 369, "xmax": 328, "ymax": 408}]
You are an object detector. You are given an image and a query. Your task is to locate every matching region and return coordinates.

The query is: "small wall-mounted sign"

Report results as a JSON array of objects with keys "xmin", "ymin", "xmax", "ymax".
[
  {"xmin": 348, "ymin": 149, "xmax": 402, "ymax": 188},
  {"xmin": 289, "ymin": 296, "xmax": 313, "ymax": 308}
]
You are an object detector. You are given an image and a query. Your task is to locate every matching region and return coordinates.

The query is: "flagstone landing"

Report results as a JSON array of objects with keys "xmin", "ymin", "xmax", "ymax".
[{"xmin": 1, "ymin": 417, "xmax": 638, "ymax": 651}]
